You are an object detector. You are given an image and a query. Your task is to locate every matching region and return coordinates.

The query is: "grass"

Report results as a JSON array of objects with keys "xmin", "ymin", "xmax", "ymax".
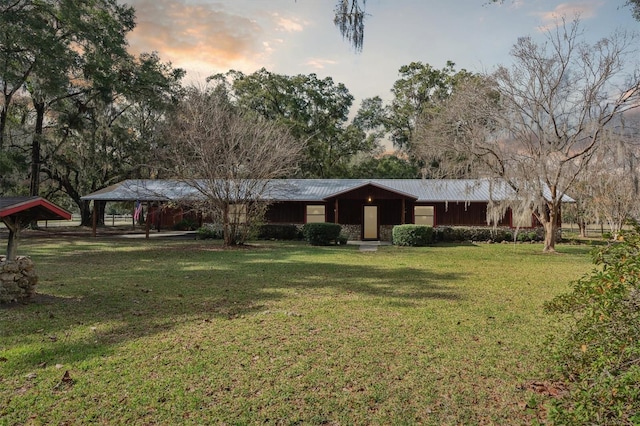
[{"xmin": 0, "ymin": 237, "xmax": 593, "ymax": 425}]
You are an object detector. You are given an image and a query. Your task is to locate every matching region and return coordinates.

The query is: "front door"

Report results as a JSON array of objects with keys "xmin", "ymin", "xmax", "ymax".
[{"xmin": 363, "ymin": 205, "xmax": 378, "ymax": 240}]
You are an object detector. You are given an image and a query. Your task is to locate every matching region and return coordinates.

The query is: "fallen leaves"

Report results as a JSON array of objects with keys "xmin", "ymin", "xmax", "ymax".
[
  {"xmin": 53, "ymin": 370, "xmax": 74, "ymax": 391},
  {"xmin": 523, "ymin": 380, "xmax": 567, "ymax": 398}
]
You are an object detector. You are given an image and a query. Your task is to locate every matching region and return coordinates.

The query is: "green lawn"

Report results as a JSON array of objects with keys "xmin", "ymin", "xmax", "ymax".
[{"xmin": 1, "ymin": 238, "xmax": 592, "ymax": 425}]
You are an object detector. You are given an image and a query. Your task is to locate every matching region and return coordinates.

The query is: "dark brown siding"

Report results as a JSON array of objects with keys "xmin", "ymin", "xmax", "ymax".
[
  {"xmin": 433, "ymin": 202, "xmax": 510, "ymax": 227},
  {"xmin": 264, "ymin": 202, "xmax": 306, "ymax": 224}
]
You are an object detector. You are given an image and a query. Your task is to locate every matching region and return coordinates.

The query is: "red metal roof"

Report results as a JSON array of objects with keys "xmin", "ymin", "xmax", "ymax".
[{"xmin": 0, "ymin": 197, "xmax": 72, "ymax": 221}]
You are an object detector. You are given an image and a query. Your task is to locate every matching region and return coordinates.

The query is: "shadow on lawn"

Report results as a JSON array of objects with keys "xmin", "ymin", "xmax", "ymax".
[{"xmin": 2, "ymin": 239, "xmax": 463, "ymax": 370}]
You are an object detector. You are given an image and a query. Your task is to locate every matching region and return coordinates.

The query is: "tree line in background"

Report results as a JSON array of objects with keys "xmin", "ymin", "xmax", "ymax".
[{"xmin": 2, "ymin": 1, "xmax": 640, "ymax": 252}]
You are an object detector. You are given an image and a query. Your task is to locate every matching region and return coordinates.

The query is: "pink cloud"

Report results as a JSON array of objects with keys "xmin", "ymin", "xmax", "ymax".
[
  {"xmin": 534, "ymin": 1, "xmax": 602, "ymax": 30},
  {"xmin": 126, "ymin": 0, "xmax": 267, "ymax": 75}
]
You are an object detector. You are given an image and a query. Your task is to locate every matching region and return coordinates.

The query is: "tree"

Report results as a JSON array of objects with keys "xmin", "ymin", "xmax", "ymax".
[
  {"xmin": 0, "ymin": 0, "xmax": 137, "ymax": 197},
  {"xmin": 355, "ymin": 62, "xmax": 474, "ymax": 164},
  {"xmin": 417, "ymin": 20, "xmax": 640, "ymax": 252},
  {"xmin": 348, "ymin": 154, "xmax": 419, "ymax": 178},
  {"xmin": 571, "ymin": 127, "xmax": 640, "ymax": 240},
  {"xmin": 163, "ymin": 87, "xmax": 303, "ymax": 246},
  {"xmin": 213, "ymin": 68, "xmax": 376, "ymax": 178},
  {"xmin": 627, "ymin": 0, "xmax": 640, "ymax": 19},
  {"xmin": 334, "ymin": 0, "xmax": 366, "ymax": 52},
  {"xmin": 1, "ymin": 1, "xmax": 54, "ymax": 195},
  {"xmin": 387, "ymin": 62, "xmax": 473, "ymax": 153},
  {"xmin": 42, "ymin": 52, "xmax": 184, "ymax": 226},
  {"xmin": 25, "ymin": 0, "xmax": 135, "ymax": 198}
]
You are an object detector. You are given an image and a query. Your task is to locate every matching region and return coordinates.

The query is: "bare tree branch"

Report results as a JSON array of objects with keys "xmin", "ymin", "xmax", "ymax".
[
  {"xmin": 417, "ymin": 19, "xmax": 640, "ymax": 252},
  {"xmin": 161, "ymin": 87, "xmax": 303, "ymax": 246}
]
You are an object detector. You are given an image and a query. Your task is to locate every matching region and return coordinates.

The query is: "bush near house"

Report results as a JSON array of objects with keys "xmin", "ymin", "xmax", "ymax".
[
  {"xmin": 433, "ymin": 226, "xmax": 542, "ymax": 243},
  {"xmin": 545, "ymin": 226, "xmax": 640, "ymax": 425},
  {"xmin": 196, "ymin": 224, "xmax": 224, "ymax": 239},
  {"xmin": 302, "ymin": 222, "xmax": 342, "ymax": 246},
  {"xmin": 392, "ymin": 225, "xmax": 434, "ymax": 246},
  {"xmin": 257, "ymin": 224, "xmax": 301, "ymax": 241},
  {"xmin": 173, "ymin": 218, "xmax": 199, "ymax": 231}
]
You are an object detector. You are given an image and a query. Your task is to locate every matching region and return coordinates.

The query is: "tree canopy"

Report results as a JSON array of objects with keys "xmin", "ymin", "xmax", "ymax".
[
  {"xmin": 0, "ymin": 0, "xmax": 184, "ymax": 225},
  {"xmin": 210, "ymin": 68, "xmax": 378, "ymax": 178},
  {"xmin": 417, "ymin": 19, "xmax": 640, "ymax": 252}
]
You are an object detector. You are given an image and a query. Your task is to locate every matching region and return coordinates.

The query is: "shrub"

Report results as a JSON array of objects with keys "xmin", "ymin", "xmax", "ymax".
[
  {"xmin": 257, "ymin": 224, "xmax": 301, "ymax": 240},
  {"xmin": 434, "ymin": 226, "xmax": 509, "ymax": 242},
  {"xmin": 392, "ymin": 225, "xmax": 434, "ymax": 246},
  {"xmin": 174, "ymin": 218, "xmax": 198, "ymax": 231},
  {"xmin": 302, "ymin": 222, "xmax": 342, "ymax": 246},
  {"xmin": 337, "ymin": 233, "xmax": 349, "ymax": 245},
  {"xmin": 544, "ymin": 227, "xmax": 640, "ymax": 425},
  {"xmin": 432, "ymin": 227, "xmax": 542, "ymax": 243},
  {"xmin": 196, "ymin": 224, "xmax": 223, "ymax": 240}
]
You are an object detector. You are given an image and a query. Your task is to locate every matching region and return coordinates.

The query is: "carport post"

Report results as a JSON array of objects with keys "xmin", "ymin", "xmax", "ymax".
[
  {"xmin": 145, "ymin": 202, "xmax": 150, "ymax": 239},
  {"xmin": 401, "ymin": 198, "xmax": 406, "ymax": 224}
]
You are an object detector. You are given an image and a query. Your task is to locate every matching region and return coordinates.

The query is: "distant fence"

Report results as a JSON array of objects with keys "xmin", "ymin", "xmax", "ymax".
[
  {"xmin": 35, "ymin": 214, "xmax": 135, "ymax": 228},
  {"xmin": 562, "ymin": 223, "xmax": 635, "ymax": 238}
]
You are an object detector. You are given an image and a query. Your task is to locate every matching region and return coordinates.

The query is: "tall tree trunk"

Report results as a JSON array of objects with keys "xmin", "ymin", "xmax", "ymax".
[
  {"xmin": 542, "ymin": 204, "xmax": 559, "ymax": 253},
  {"xmin": 29, "ymin": 101, "xmax": 45, "ymax": 197},
  {"xmin": 80, "ymin": 200, "xmax": 93, "ymax": 227},
  {"xmin": 578, "ymin": 219, "xmax": 587, "ymax": 238},
  {"xmin": 80, "ymin": 200, "xmax": 105, "ymax": 227},
  {"xmin": 0, "ymin": 106, "xmax": 7, "ymax": 150}
]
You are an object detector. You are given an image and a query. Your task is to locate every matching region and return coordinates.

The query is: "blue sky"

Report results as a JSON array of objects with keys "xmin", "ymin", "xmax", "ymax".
[{"xmin": 123, "ymin": 0, "xmax": 638, "ymax": 108}]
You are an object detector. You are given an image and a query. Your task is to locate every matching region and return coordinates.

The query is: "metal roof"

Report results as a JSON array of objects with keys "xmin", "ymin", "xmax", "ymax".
[
  {"xmin": 81, "ymin": 180, "xmax": 197, "ymax": 202},
  {"xmin": 81, "ymin": 178, "xmax": 572, "ymax": 203},
  {"xmin": 0, "ymin": 197, "xmax": 72, "ymax": 221}
]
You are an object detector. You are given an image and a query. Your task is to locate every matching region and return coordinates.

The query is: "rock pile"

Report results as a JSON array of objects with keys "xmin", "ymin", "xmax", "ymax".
[{"xmin": 0, "ymin": 256, "xmax": 38, "ymax": 303}]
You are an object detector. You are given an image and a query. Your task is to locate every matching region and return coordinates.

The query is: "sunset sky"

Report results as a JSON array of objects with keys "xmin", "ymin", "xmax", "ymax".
[{"xmin": 121, "ymin": 0, "xmax": 639, "ymax": 108}]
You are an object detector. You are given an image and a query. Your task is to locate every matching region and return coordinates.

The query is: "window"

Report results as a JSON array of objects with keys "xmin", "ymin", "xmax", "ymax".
[
  {"xmin": 306, "ymin": 205, "xmax": 325, "ymax": 223},
  {"xmin": 414, "ymin": 206, "xmax": 434, "ymax": 226},
  {"xmin": 512, "ymin": 209, "xmax": 533, "ymax": 228},
  {"xmin": 229, "ymin": 204, "xmax": 247, "ymax": 224}
]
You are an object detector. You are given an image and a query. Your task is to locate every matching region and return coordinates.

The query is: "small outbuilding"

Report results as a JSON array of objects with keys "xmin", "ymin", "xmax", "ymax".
[
  {"xmin": 1, "ymin": 197, "xmax": 71, "ymax": 303},
  {"xmin": 1, "ymin": 196, "xmax": 72, "ymax": 260}
]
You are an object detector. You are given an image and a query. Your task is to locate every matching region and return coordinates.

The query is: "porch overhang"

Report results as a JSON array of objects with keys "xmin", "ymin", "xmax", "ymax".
[{"xmin": 322, "ymin": 181, "xmax": 418, "ymax": 201}]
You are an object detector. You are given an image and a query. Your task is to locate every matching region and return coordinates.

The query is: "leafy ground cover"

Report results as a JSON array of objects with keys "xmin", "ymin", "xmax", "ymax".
[{"xmin": 0, "ymin": 237, "xmax": 591, "ymax": 424}]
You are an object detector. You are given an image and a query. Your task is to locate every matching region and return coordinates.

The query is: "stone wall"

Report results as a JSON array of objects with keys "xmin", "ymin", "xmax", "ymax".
[
  {"xmin": 380, "ymin": 225, "xmax": 394, "ymax": 242},
  {"xmin": 0, "ymin": 256, "xmax": 38, "ymax": 303},
  {"xmin": 340, "ymin": 224, "xmax": 361, "ymax": 241}
]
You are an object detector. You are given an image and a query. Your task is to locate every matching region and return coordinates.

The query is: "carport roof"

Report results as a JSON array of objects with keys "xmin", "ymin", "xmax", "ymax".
[{"xmin": 0, "ymin": 197, "xmax": 72, "ymax": 221}]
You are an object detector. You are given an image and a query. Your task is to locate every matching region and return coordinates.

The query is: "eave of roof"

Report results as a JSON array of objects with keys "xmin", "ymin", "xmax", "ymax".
[
  {"xmin": 321, "ymin": 181, "xmax": 419, "ymax": 201},
  {"xmin": 0, "ymin": 197, "xmax": 72, "ymax": 220},
  {"xmin": 80, "ymin": 178, "xmax": 575, "ymax": 204}
]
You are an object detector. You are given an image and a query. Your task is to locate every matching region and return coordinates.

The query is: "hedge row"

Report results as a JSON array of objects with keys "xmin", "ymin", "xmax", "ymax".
[
  {"xmin": 391, "ymin": 225, "xmax": 544, "ymax": 246},
  {"xmin": 392, "ymin": 225, "xmax": 434, "ymax": 246},
  {"xmin": 434, "ymin": 226, "xmax": 543, "ymax": 243},
  {"xmin": 302, "ymin": 222, "xmax": 345, "ymax": 246},
  {"xmin": 257, "ymin": 224, "xmax": 301, "ymax": 240},
  {"xmin": 197, "ymin": 224, "xmax": 304, "ymax": 241},
  {"xmin": 196, "ymin": 222, "xmax": 545, "ymax": 244}
]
